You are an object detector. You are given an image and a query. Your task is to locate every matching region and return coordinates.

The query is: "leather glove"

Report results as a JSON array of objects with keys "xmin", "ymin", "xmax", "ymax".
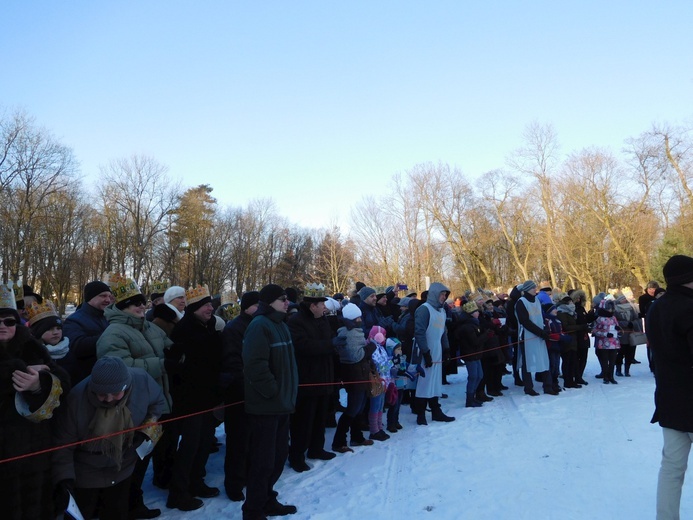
[
  {"xmin": 54, "ymin": 478, "xmax": 75, "ymax": 514},
  {"xmin": 331, "ymin": 335, "xmax": 347, "ymax": 348},
  {"xmin": 423, "ymin": 351, "xmax": 433, "ymax": 368}
]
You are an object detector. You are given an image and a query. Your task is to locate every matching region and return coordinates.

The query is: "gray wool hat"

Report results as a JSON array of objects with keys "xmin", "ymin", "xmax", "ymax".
[
  {"xmin": 518, "ymin": 280, "xmax": 537, "ymax": 293},
  {"xmin": 358, "ymin": 286, "xmax": 376, "ymax": 301},
  {"xmin": 89, "ymin": 357, "xmax": 132, "ymax": 395}
]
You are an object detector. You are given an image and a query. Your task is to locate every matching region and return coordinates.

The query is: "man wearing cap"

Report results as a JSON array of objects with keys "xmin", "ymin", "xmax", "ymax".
[
  {"xmin": 220, "ymin": 290, "xmax": 260, "ymax": 501},
  {"xmin": 357, "ymin": 286, "xmax": 394, "ymax": 336},
  {"xmin": 286, "ymin": 288, "xmax": 338, "ymax": 472},
  {"xmin": 53, "ymin": 357, "xmax": 165, "ymax": 520},
  {"xmin": 63, "ymin": 281, "xmax": 112, "ymax": 384},
  {"xmin": 647, "ymin": 255, "xmax": 693, "ymax": 519},
  {"xmin": 514, "ymin": 281, "xmax": 552, "ymax": 396},
  {"xmin": 164, "ymin": 285, "xmax": 222, "ymax": 511},
  {"xmin": 242, "ymin": 284, "xmax": 299, "ymax": 519}
]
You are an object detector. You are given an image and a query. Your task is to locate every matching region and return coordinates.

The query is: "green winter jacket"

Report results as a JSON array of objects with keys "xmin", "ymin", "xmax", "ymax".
[
  {"xmin": 97, "ymin": 304, "xmax": 173, "ymax": 413},
  {"xmin": 242, "ymin": 306, "xmax": 298, "ymax": 415}
]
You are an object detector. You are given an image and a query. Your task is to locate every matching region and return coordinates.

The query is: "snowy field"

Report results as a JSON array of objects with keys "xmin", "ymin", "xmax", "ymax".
[{"xmin": 142, "ymin": 347, "xmax": 680, "ymax": 519}]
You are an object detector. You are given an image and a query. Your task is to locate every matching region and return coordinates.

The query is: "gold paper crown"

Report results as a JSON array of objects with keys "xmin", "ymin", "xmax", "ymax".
[
  {"xmin": 148, "ymin": 280, "xmax": 170, "ymax": 295},
  {"xmin": 220, "ymin": 290, "xmax": 238, "ymax": 306},
  {"xmin": 11, "ymin": 280, "xmax": 24, "ymax": 302},
  {"xmin": 103, "ymin": 273, "xmax": 142, "ymax": 304},
  {"xmin": 26, "ymin": 300, "xmax": 59, "ymax": 325},
  {"xmin": 220, "ymin": 301, "xmax": 241, "ymax": 321},
  {"xmin": 0, "ymin": 282, "xmax": 18, "ymax": 310},
  {"xmin": 186, "ymin": 284, "xmax": 210, "ymax": 305},
  {"xmin": 304, "ymin": 283, "xmax": 326, "ymax": 298}
]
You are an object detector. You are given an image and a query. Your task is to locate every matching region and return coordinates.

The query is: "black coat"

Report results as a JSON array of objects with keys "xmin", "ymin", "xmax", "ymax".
[
  {"xmin": 648, "ymin": 284, "xmax": 693, "ymax": 432},
  {"xmin": 451, "ymin": 313, "xmax": 484, "ymax": 362},
  {"xmin": 288, "ymin": 304, "xmax": 335, "ymax": 397},
  {"xmin": 220, "ymin": 311, "xmax": 253, "ymax": 402},
  {"xmin": 167, "ymin": 313, "xmax": 222, "ymax": 415}
]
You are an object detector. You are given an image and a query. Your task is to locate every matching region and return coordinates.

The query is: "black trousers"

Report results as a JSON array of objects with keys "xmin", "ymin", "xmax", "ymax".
[
  {"xmin": 224, "ymin": 395, "xmax": 249, "ymax": 494},
  {"xmin": 168, "ymin": 411, "xmax": 215, "ymax": 497},
  {"xmin": 289, "ymin": 394, "xmax": 329, "ymax": 462},
  {"xmin": 74, "ymin": 476, "xmax": 132, "ymax": 520},
  {"xmin": 576, "ymin": 347, "xmax": 589, "ymax": 381},
  {"xmin": 243, "ymin": 414, "xmax": 290, "ymax": 518},
  {"xmin": 561, "ymin": 349, "xmax": 577, "ymax": 386}
]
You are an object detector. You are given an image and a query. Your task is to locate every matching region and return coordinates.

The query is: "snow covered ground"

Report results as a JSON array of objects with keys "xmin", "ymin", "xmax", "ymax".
[{"xmin": 142, "ymin": 348, "xmax": 681, "ymax": 519}]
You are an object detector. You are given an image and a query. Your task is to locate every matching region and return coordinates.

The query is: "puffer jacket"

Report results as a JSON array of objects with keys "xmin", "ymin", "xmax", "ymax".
[{"xmin": 97, "ymin": 304, "xmax": 172, "ymax": 413}]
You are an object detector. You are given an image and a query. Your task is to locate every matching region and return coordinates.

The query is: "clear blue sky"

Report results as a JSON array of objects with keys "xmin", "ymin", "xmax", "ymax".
[{"xmin": 3, "ymin": 1, "xmax": 692, "ymax": 229}]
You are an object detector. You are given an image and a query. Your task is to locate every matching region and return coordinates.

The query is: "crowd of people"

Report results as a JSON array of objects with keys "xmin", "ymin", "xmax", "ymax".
[{"xmin": 1, "ymin": 256, "xmax": 692, "ymax": 520}]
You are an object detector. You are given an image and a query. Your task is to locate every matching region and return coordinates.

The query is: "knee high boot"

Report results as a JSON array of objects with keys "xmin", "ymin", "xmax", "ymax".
[
  {"xmin": 429, "ymin": 397, "xmax": 455, "ymax": 422},
  {"xmin": 414, "ymin": 397, "xmax": 428, "ymax": 425}
]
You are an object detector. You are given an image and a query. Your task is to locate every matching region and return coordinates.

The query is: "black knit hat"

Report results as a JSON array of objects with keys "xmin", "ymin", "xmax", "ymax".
[
  {"xmin": 30, "ymin": 315, "xmax": 62, "ymax": 339},
  {"xmin": 186, "ymin": 296, "xmax": 212, "ymax": 313},
  {"xmin": 84, "ymin": 281, "xmax": 112, "ymax": 303},
  {"xmin": 284, "ymin": 287, "xmax": 298, "ymax": 303},
  {"xmin": 89, "ymin": 357, "xmax": 132, "ymax": 395},
  {"xmin": 240, "ymin": 291, "xmax": 260, "ymax": 310},
  {"xmin": 260, "ymin": 284, "xmax": 286, "ymax": 304},
  {"xmin": 663, "ymin": 255, "xmax": 693, "ymax": 286}
]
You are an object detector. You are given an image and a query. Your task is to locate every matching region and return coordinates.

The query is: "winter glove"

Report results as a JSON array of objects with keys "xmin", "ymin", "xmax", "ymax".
[
  {"xmin": 541, "ymin": 331, "xmax": 550, "ymax": 341},
  {"xmin": 549, "ymin": 333, "xmax": 560, "ymax": 342},
  {"xmin": 606, "ymin": 333, "xmax": 614, "ymax": 338},
  {"xmin": 423, "ymin": 351, "xmax": 433, "ymax": 368},
  {"xmin": 415, "ymin": 364, "xmax": 427, "ymax": 377},
  {"xmin": 54, "ymin": 478, "xmax": 75, "ymax": 514},
  {"xmin": 331, "ymin": 335, "xmax": 347, "ymax": 348},
  {"xmin": 399, "ymin": 368, "xmax": 416, "ymax": 381}
]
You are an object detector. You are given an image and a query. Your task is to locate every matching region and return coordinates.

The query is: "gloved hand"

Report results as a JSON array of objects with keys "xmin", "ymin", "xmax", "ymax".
[
  {"xmin": 415, "ymin": 364, "xmax": 426, "ymax": 377},
  {"xmin": 541, "ymin": 331, "xmax": 550, "ymax": 341},
  {"xmin": 549, "ymin": 333, "xmax": 560, "ymax": 342},
  {"xmin": 54, "ymin": 478, "xmax": 75, "ymax": 514},
  {"xmin": 423, "ymin": 351, "xmax": 433, "ymax": 368},
  {"xmin": 331, "ymin": 335, "xmax": 347, "ymax": 348},
  {"xmin": 606, "ymin": 333, "xmax": 614, "ymax": 338}
]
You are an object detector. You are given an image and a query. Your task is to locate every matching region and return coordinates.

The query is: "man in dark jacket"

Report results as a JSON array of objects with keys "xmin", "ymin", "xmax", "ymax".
[
  {"xmin": 220, "ymin": 290, "xmax": 260, "ymax": 501},
  {"xmin": 242, "ymin": 284, "xmax": 299, "ymax": 520},
  {"xmin": 648, "ymin": 255, "xmax": 693, "ymax": 519},
  {"xmin": 287, "ymin": 288, "xmax": 337, "ymax": 472},
  {"xmin": 62, "ymin": 281, "xmax": 111, "ymax": 383},
  {"xmin": 165, "ymin": 286, "xmax": 222, "ymax": 512}
]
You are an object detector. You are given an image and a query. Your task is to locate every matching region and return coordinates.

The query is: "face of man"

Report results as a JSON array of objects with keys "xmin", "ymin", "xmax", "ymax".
[
  {"xmin": 89, "ymin": 291, "xmax": 113, "ymax": 311},
  {"xmin": 97, "ymin": 390, "xmax": 125, "ymax": 403},
  {"xmin": 647, "ymin": 287, "xmax": 657, "ymax": 296},
  {"xmin": 0, "ymin": 314, "xmax": 17, "ymax": 342},
  {"xmin": 376, "ymin": 296, "xmax": 387, "ymax": 306},
  {"xmin": 171, "ymin": 296, "xmax": 186, "ymax": 312},
  {"xmin": 310, "ymin": 301, "xmax": 326, "ymax": 319},
  {"xmin": 364, "ymin": 293, "xmax": 377, "ymax": 307},
  {"xmin": 194, "ymin": 302, "xmax": 214, "ymax": 322},
  {"xmin": 526, "ymin": 287, "xmax": 537, "ymax": 296},
  {"xmin": 439, "ymin": 292, "xmax": 448, "ymax": 305},
  {"xmin": 244, "ymin": 303, "xmax": 259, "ymax": 316},
  {"xmin": 270, "ymin": 295, "xmax": 289, "ymax": 313}
]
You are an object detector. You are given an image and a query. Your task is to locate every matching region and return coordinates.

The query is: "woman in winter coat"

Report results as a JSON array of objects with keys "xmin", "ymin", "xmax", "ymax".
[
  {"xmin": 453, "ymin": 301, "xmax": 486, "ymax": 407},
  {"xmin": 570, "ymin": 289, "xmax": 596, "ymax": 385},
  {"xmin": 96, "ymin": 285, "xmax": 173, "ymax": 518},
  {"xmin": 555, "ymin": 293, "xmax": 581, "ymax": 388},
  {"xmin": 0, "ymin": 297, "xmax": 69, "ymax": 520},
  {"xmin": 592, "ymin": 298, "xmax": 622, "ymax": 384},
  {"xmin": 613, "ymin": 294, "xmax": 641, "ymax": 377}
]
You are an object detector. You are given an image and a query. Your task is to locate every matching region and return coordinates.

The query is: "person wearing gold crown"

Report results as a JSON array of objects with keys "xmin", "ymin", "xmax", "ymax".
[
  {"xmin": 286, "ymin": 283, "xmax": 338, "ymax": 472},
  {"xmin": 0, "ymin": 282, "xmax": 70, "ymax": 519},
  {"xmin": 96, "ymin": 273, "xmax": 173, "ymax": 519},
  {"xmin": 165, "ymin": 284, "xmax": 222, "ymax": 512},
  {"xmin": 27, "ymin": 300, "xmax": 70, "ymax": 371}
]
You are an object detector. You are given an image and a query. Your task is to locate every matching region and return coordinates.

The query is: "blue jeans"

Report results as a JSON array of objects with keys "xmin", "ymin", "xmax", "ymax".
[
  {"xmin": 466, "ymin": 360, "xmax": 483, "ymax": 395},
  {"xmin": 370, "ymin": 393, "xmax": 385, "ymax": 414},
  {"xmin": 549, "ymin": 350, "xmax": 561, "ymax": 388}
]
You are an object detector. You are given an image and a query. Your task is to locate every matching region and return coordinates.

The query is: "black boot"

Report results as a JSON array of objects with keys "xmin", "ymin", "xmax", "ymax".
[
  {"xmin": 475, "ymin": 390, "xmax": 494, "ymax": 402},
  {"xmin": 625, "ymin": 363, "xmax": 631, "ymax": 377},
  {"xmin": 414, "ymin": 397, "xmax": 428, "ymax": 425},
  {"xmin": 465, "ymin": 392, "xmax": 482, "ymax": 407},
  {"xmin": 615, "ymin": 364, "xmax": 623, "ymax": 377},
  {"xmin": 331, "ymin": 413, "xmax": 352, "ymax": 452},
  {"xmin": 429, "ymin": 397, "xmax": 455, "ymax": 422}
]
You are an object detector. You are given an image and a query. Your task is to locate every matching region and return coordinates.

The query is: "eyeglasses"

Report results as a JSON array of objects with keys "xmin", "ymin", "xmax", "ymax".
[{"xmin": 0, "ymin": 318, "xmax": 18, "ymax": 327}]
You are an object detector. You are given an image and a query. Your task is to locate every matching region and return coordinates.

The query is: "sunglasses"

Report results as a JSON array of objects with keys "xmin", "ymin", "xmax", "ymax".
[
  {"xmin": 276, "ymin": 296, "xmax": 288, "ymax": 302},
  {"xmin": 0, "ymin": 318, "xmax": 18, "ymax": 327}
]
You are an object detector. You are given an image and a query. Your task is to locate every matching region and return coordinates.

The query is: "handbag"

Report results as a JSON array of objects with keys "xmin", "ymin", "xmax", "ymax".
[
  {"xmin": 385, "ymin": 382, "xmax": 398, "ymax": 406},
  {"xmin": 628, "ymin": 332, "xmax": 647, "ymax": 346},
  {"xmin": 369, "ymin": 371, "xmax": 384, "ymax": 397}
]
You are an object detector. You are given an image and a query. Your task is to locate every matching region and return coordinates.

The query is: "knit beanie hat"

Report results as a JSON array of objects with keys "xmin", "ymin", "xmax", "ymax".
[
  {"xmin": 30, "ymin": 315, "xmax": 62, "ymax": 339},
  {"xmin": 89, "ymin": 357, "xmax": 132, "ymax": 395},
  {"xmin": 398, "ymin": 297, "xmax": 412, "ymax": 308},
  {"xmin": 240, "ymin": 291, "xmax": 261, "ymax": 311},
  {"xmin": 355, "ymin": 282, "xmax": 366, "ymax": 292},
  {"xmin": 84, "ymin": 281, "xmax": 111, "ymax": 303},
  {"xmin": 186, "ymin": 296, "xmax": 212, "ymax": 314},
  {"xmin": 358, "ymin": 286, "xmax": 376, "ymax": 301},
  {"xmin": 260, "ymin": 284, "xmax": 286, "ymax": 304},
  {"xmin": 462, "ymin": 301, "xmax": 479, "ymax": 314},
  {"xmin": 663, "ymin": 255, "xmax": 693, "ymax": 286},
  {"xmin": 342, "ymin": 303, "xmax": 362, "ymax": 321},
  {"xmin": 518, "ymin": 280, "xmax": 537, "ymax": 293},
  {"xmin": 368, "ymin": 325, "xmax": 387, "ymax": 346},
  {"xmin": 164, "ymin": 286, "xmax": 186, "ymax": 304},
  {"xmin": 285, "ymin": 287, "xmax": 298, "ymax": 303}
]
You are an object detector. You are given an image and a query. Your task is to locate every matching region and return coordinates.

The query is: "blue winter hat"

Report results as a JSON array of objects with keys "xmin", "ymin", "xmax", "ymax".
[
  {"xmin": 358, "ymin": 286, "xmax": 376, "ymax": 301},
  {"xmin": 518, "ymin": 280, "xmax": 537, "ymax": 293}
]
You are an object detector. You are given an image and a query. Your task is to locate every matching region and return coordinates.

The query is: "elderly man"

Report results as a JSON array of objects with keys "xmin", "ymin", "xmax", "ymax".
[
  {"xmin": 287, "ymin": 287, "xmax": 338, "ymax": 472},
  {"xmin": 648, "ymin": 255, "xmax": 693, "ymax": 519},
  {"xmin": 63, "ymin": 281, "xmax": 112, "ymax": 384},
  {"xmin": 242, "ymin": 284, "xmax": 299, "ymax": 520}
]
